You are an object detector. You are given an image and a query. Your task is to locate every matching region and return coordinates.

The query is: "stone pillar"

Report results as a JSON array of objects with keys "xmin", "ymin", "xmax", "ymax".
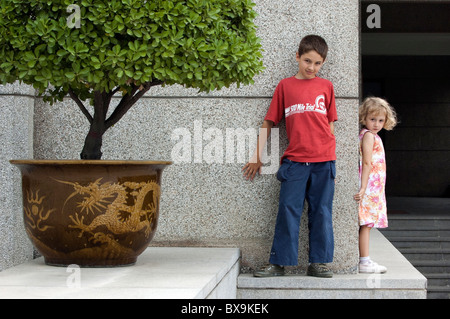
[
  {"xmin": 0, "ymin": 83, "xmax": 35, "ymax": 271},
  {"xmin": 33, "ymin": 0, "xmax": 360, "ymax": 273}
]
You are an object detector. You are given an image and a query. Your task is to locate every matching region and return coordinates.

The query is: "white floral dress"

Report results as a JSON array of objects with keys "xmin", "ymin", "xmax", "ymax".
[{"xmin": 358, "ymin": 129, "xmax": 388, "ymax": 228}]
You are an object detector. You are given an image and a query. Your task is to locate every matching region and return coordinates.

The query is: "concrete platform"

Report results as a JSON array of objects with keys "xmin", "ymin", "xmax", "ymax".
[
  {"xmin": 237, "ymin": 230, "xmax": 427, "ymax": 299},
  {"xmin": 0, "ymin": 231, "xmax": 427, "ymax": 299},
  {"xmin": 0, "ymin": 247, "xmax": 240, "ymax": 299}
]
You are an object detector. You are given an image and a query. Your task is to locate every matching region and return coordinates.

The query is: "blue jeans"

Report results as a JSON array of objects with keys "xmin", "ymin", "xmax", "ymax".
[{"xmin": 269, "ymin": 159, "xmax": 335, "ymax": 266}]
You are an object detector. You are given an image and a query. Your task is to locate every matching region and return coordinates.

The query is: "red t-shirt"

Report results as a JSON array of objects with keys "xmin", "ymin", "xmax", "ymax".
[{"xmin": 264, "ymin": 76, "xmax": 338, "ymax": 163}]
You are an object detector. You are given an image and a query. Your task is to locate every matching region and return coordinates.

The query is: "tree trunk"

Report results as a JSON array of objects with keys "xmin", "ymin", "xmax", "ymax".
[
  {"xmin": 69, "ymin": 81, "xmax": 163, "ymax": 160},
  {"xmin": 79, "ymin": 91, "xmax": 109, "ymax": 159},
  {"xmin": 80, "ymin": 125, "xmax": 104, "ymax": 159}
]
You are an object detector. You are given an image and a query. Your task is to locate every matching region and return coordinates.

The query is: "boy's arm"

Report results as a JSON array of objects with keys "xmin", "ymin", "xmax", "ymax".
[
  {"xmin": 329, "ymin": 122, "xmax": 335, "ymax": 135},
  {"xmin": 242, "ymin": 120, "xmax": 274, "ymax": 181},
  {"xmin": 353, "ymin": 132, "xmax": 374, "ymax": 202}
]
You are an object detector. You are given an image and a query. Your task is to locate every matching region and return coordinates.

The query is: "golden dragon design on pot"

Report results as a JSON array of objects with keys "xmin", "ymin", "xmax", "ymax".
[{"xmin": 57, "ymin": 178, "xmax": 161, "ymax": 239}]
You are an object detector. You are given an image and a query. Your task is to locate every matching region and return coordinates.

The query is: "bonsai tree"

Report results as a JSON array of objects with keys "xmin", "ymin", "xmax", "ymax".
[{"xmin": 0, "ymin": 0, "xmax": 264, "ymax": 159}]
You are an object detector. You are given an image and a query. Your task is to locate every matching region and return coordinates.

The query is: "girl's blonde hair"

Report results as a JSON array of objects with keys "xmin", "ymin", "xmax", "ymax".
[{"xmin": 359, "ymin": 97, "xmax": 398, "ymax": 131}]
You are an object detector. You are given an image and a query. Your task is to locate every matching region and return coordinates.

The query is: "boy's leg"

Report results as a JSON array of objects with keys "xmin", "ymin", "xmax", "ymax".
[
  {"xmin": 306, "ymin": 161, "xmax": 335, "ymax": 264},
  {"xmin": 269, "ymin": 160, "xmax": 309, "ymax": 266}
]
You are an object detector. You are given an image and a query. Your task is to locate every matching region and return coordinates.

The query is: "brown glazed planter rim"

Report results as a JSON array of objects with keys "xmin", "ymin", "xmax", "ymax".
[{"xmin": 10, "ymin": 159, "xmax": 173, "ymax": 166}]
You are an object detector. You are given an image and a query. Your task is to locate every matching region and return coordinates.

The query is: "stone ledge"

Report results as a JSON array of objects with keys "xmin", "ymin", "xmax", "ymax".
[
  {"xmin": 0, "ymin": 247, "xmax": 240, "ymax": 299},
  {"xmin": 237, "ymin": 230, "xmax": 427, "ymax": 299}
]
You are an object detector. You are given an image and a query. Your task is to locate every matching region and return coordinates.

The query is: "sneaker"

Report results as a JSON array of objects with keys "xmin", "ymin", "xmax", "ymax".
[
  {"xmin": 253, "ymin": 264, "xmax": 285, "ymax": 277},
  {"xmin": 307, "ymin": 263, "xmax": 333, "ymax": 278},
  {"xmin": 359, "ymin": 261, "xmax": 387, "ymax": 273}
]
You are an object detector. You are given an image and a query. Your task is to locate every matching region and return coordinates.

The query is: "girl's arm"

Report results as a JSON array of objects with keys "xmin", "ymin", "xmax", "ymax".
[
  {"xmin": 242, "ymin": 120, "xmax": 274, "ymax": 181},
  {"xmin": 354, "ymin": 131, "xmax": 374, "ymax": 202}
]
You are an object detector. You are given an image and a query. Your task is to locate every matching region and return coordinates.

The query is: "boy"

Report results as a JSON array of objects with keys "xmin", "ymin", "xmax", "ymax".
[{"xmin": 242, "ymin": 35, "xmax": 337, "ymax": 278}]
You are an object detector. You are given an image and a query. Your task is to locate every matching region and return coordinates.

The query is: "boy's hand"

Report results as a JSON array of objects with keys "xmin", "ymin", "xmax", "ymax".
[
  {"xmin": 242, "ymin": 161, "xmax": 263, "ymax": 181},
  {"xmin": 242, "ymin": 120, "xmax": 273, "ymax": 181}
]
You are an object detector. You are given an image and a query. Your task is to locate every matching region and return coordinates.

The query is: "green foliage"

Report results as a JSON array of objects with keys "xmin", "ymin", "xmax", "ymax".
[{"xmin": 0, "ymin": 0, "xmax": 264, "ymax": 104}]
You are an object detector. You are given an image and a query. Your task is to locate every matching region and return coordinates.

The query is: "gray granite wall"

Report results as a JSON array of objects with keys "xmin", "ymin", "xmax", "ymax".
[
  {"xmin": 0, "ymin": 83, "xmax": 34, "ymax": 271},
  {"xmin": 8, "ymin": 0, "xmax": 360, "ymax": 273}
]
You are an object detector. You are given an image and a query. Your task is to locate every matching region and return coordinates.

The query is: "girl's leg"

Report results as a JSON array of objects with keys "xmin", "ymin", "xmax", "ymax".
[
  {"xmin": 359, "ymin": 225, "xmax": 387, "ymax": 273},
  {"xmin": 359, "ymin": 225, "xmax": 371, "ymax": 258}
]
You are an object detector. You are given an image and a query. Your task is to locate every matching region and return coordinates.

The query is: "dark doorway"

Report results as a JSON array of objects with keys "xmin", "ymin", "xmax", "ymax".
[{"xmin": 361, "ymin": 1, "xmax": 450, "ymax": 197}]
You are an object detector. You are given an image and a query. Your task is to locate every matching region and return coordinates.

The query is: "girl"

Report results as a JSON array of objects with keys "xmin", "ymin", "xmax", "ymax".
[{"xmin": 354, "ymin": 97, "xmax": 397, "ymax": 273}]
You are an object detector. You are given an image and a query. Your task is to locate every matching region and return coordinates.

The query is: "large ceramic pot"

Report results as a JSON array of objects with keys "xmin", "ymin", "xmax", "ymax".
[{"xmin": 10, "ymin": 160, "xmax": 171, "ymax": 267}]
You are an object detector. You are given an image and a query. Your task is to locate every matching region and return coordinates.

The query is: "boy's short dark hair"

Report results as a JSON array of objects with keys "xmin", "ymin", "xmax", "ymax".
[{"xmin": 298, "ymin": 35, "xmax": 328, "ymax": 61}]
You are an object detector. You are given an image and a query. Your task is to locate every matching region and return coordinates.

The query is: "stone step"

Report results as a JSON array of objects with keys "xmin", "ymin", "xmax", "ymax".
[
  {"xmin": 427, "ymin": 286, "xmax": 450, "ymax": 299},
  {"xmin": 386, "ymin": 197, "xmax": 450, "ymax": 217},
  {"xmin": 237, "ymin": 230, "xmax": 427, "ymax": 299},
  {"xmin": 386, "ymin": 215, "xmax": 450, "ymax": 220},
  {"xmin": 424, "ymin": 273, "xmax": 450, "ymax": 286},
  {"xmin": 381, "ymin": 229, "xmax": 450, "ymax": 237},
  {"xmin": 409, "ymin": 260, "xmax": 450, "ymax": 274},
  {"xmin": 399, "ymin": 248, "xmax": 450, "ymax": 261},
  {"xmin": 385, "ymin": 237, "xmax": 450, "ymax": 249},
  {"xmin": 385, "ymin": 218, "xmax": 450, "ymax": 230},
  {"xmin": 384, "ymin": 198, "xmax": 450, "ymax": 299}
]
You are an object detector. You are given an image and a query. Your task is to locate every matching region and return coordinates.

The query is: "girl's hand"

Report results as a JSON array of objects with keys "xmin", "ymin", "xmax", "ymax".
[{"xmin": 353, "ymin": 189, "xmax": 365, "ymax": 202}]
